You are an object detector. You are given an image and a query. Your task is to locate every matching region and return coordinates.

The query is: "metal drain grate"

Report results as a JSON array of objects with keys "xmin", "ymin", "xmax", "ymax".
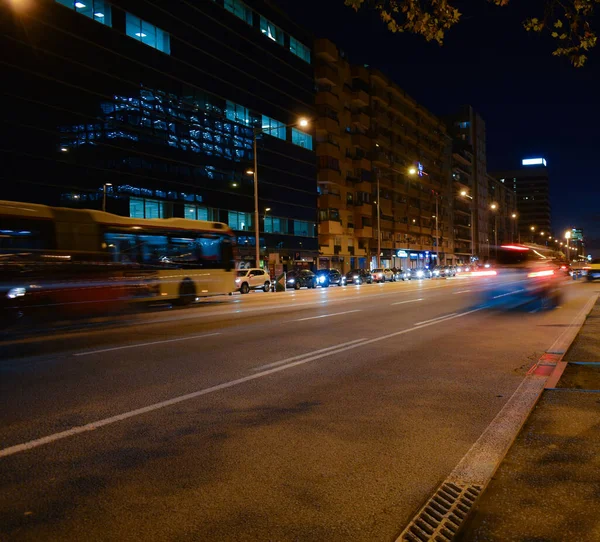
[{"xmin": 398, "ymin": 482, "xmax": 482, "ymax": 541}]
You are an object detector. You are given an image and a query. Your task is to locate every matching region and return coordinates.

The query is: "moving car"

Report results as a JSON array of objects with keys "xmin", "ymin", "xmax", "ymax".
[
  {"xmin": 371, "ymin": 268, "xmax": 394, "ymax": 283},
  {"xmin": 286, "ymin": 269, "xmax": 317, "ymax": 290},
  {"xmin": 587, "ymin": 259, "xmax": 600, "ymax": 281},
  {"xmin": 395, "ymin": 268, "xmax": 411, "ymax": 281},
  {"xmin": 235, "ymin": 268, "xmax": 271, "ymax": 294},
  {"xmin": 345, "ymin": 269, "xmax": 373, "ymax": 285},
  {"xmin": 413, "ymin": 268, "xmax": 432, "ymax": 280},
  {"xmin": 315, "ymin": 268, "xmax": 345, "ymax": 287},
  {"xmin": 478, "ymin": 244, "xmax": 565, "ymax": 308}
]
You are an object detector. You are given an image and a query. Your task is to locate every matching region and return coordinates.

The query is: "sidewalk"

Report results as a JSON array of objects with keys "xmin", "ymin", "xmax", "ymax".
[{"xmin": 457, "ymin": 300, "xmax": 600, "ymax": 541}]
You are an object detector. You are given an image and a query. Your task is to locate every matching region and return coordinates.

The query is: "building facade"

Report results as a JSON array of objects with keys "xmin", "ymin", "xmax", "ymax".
[
  {"xmin": 491, "ymin": 159, "xmax": 552, "ymax": 244},
  {"xmin": 1, "ymin": 0, "xmax": 317, "ymax": 269},
  {"xmin": 314, "ymin": 39, "xmax": 453, "ymax": 272},
  {"xmin": 487, "ymin": 174, "xmax": 518, "ymax": 255}
]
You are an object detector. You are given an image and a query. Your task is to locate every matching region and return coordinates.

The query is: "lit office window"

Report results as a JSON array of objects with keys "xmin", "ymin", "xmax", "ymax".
[
  {"xmin": 260, "ymin": 16, "xmax": 284, "ymax": 45},
  {"xmin": 289, "ymin": 36, "xmax": 310, "ymax": 63},
  {"xmin": 224, "ymin": 0, "xmax": 253, "ymax": 25},
  {"xmin": 125, "ymin": 13, "xmax": 170, "ymax": 54},
  {"xmin": 184, "ymin": 204, "xmax": 209, "ymax": 221},
  {"xmin": 129, "ymin": 197, "xmax": 165, "ymax": 218},
  {"xmin": 291, "ymin": 127, "xmax": 312, "ymax": 150},
  {"xmin": 55, "ymin": 0, "xmax": 112, "ymax": 26},
  {"xmin": 225, "ymin": 100, "xmax": 251, "ymax": 125},
  {"xmin": 228, "ymin": 211, "xmax": 251, "ymax": 231},
  {"xmin": 130, "ymin": 197, "xmax": 144, "ymax": 218},
  {"xmin": 261, "ymin": 115, "xmax": 285, "ymax": 140}
]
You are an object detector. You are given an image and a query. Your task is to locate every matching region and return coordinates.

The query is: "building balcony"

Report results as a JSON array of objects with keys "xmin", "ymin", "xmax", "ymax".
[
  {"xmin": 314, "ymin": 38, "xmax": 338, "ymax": 62},
  {"xmin": 355, "ymin": 227, "xmax": 373, "ymax": 239},
  {"xmin": 316, "ymin": 116, "xmax": 340, "ymax": 136},
  {"xmin": 316, "ymin": 141, "xmax": 341, "ymax": 159},
  {"xmin": 352, "ymin": 156, "xmax": 371, "ymax": 170},
  {"xmin": 319, "ymin": 220, "xmax": 343, "ymax": 236},
  {"xmin": 351, "ymin": 64, "xmax": 370, "ymax": 81},
  {"xmin": 350, "ymin": 133, "xmax": 371, "ymax": 150},
  {"xmin": 371, "ymin": 87, "xmax": 388, "ymax": 104},
  {"xmin": 318, "ymin": 168, "xmax": 342, "ymax": 184},
  {"xmin": 355, "ymin": 180, "xmax": 372, "ymax": 193},
  {"xmin": 351, "ymin": 111, "xmax": 370, "ymax": 128},
  {"xmin": 380, "ymin": 219, "xmax": 394, "ymax": 231},
  {"xmin": 318, "ymin": 193, "xmax": 342, "ymax": 209},
  {"xmin": 354, "ymin": 203, "xmax": 373, "ymax": 216},
  {"xmin": 315, "ymin": 63, "xmax": 339, "ymax": 87},
  {"xmin": 369, "ymin": 150, "xmax": 389, "ymax": 167},
  {"xmin": 316, "ymin": 91, "xmax": 339, "ymax": 109}
]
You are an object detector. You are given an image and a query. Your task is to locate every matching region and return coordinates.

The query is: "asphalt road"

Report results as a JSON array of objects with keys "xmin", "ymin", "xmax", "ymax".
[{"xmin": 0, "ymin": 276, "xmax": 597, "ymax": 541}]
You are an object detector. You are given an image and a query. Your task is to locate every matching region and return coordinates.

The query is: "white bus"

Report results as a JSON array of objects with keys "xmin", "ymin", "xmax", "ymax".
[{"xmin": 0, "ymin": 200, "xmax": 236, "ymax": 307}]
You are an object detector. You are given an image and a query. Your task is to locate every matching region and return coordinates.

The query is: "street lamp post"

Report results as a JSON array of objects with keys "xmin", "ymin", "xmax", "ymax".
[
  {"xmin": 102, "ymin": 183, "xmax": 112, "ymax": 212},
  {"xmin": 565, "ymin": 230, "xmax": 572, "ymax": 263},
  {"xmin": 530, "ymin": 225, "xmax": 536, "ymax": 244},
  {"xmin": 250, "ymin": 117, "xmax": 309, "ymax": 268},
  {"xmin": 511, "ymin": 213, "xmax": 518, "ymax": 243},
  {"xmin": 490, "ymin": 203, "xmax": 498, "ymax": 259},
  {"xmin": 376, "ymin": 169, "xmax": 381, "ymax": 268},
  {"xmin": 408, "ymin": 165, "xmax": 440, "ymax": 264},
  {"xmin": 460, "ymin": 190, "xmax": 475, "ymax": 259}
]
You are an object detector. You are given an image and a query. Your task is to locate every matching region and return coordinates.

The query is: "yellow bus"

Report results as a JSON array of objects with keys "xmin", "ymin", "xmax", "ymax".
[{"xmin": 0, "ymin": 200, "xmax": 236, "ymax": 309}]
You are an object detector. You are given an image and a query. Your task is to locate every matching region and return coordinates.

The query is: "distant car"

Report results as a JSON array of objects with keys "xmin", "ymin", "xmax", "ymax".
[
  {"xmin": 371, "ymin": 268, "xmax": 394, "ymax": 283},
  {"xmin": 345, "ymin": 269, "xmax": 373, "ymax": 285},
  {"xmin": 315, "ymin": 268, "xmax": 345, "ymax": 287},
  {"xmin": 395, "ymin": 268, "xmax": 411, "ymax": 281},
  {"xmin": 286, "ymin": 269, "xmax": 317, "ymax": 290},
  {"xmin": 445, "ymin": 266, "xmax": 457, "ymax": 277},
  {"xmin": 235, "ymin": 268, "xmax": 271, "ymax": 294}
]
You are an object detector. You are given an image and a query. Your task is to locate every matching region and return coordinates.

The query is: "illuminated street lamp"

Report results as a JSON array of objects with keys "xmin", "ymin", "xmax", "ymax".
[
  {"xmin": 250, "ymin": 117, "xmax": 309, "ymax": 267},
  {"xmin": 510, "ymin": 213, "xmax": 519, "ymax": 242},
  {"xmin": 459, "ymin": 190, "xmax": 475, "ymax": 257},
  {"xmin": 489, "ymin": 203, "xmax": 498, "ymax": 258},
  {"xmin": 409, "ymin": 165, "xmax": 440, "ymax": 264},
  {"xmin": 102, "ymin": 183, "xmax": 112, "ymax": 212},
  {"xmin": 565, "ymin": 230, "xmax": 572, "ymax": 262}
]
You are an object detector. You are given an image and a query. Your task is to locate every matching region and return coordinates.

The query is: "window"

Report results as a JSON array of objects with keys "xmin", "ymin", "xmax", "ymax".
[
  {"xmin": 289, "ymin": 36, "xmax": 311, "ymax": 63},
  {"xmin": 292, "ymin": 128, "xmax": 312, "ymax": 150},
  {"xmin": 224, "ymin": 0, "xmax": 253, "ymax": 25},
  {"xmin": 129, "ymin": 197, "xmax": 165, "ymax": 218},
  {"xmin": 293, "ymin": 220, "xmax": 314, "ymax": 237},
  {"xmin": 264, "ymin": 217, "xmax": 284, "ymax": 234},
  {"xmin": 261, "ymin": 115, "xmax": 285, "ymax": 140},
  {"xmin": 260, "ymin": 16, "xmax": 284, "ymax": 45},
  {"xmin": 225, "ymin": 100, "xmax": 251, "ymax": 125},
  {"xmin": 184, "ymin": 204, "xmax": 209, "ymax": 221},
  {"xmin": 56, "ymin": 0, "xmax": 112, "ymax": 26},
  {"xmin": 126, "ymin": 13, "xmax": 170, "ymax": 54},
  {"xmin": 228, "ymin": 211, "xmax": 251, "ymax": 231}
]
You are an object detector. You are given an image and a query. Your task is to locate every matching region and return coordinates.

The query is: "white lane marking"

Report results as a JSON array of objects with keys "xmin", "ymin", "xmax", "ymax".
[
  {"xmin": 0, "ymin": 306, "xmax": 484, "ymax": 459},
  {"xmin": 253, "ymin": 339, "xmax": 368, "ymax": 371},
  {"xmin": 391, "ymin": 298, "xmax": 423, "ymax": 306},
  {"xmin": 295, "ymin": 309, "xmax": 361, "ymax": 322},
  {"xmin": 453, "ymin": 290, "xmax": 471, "ymax": 294},
  {"xmin": 492, "ymin": 289, "xmax": 526, "ymax": 299},
  {"xmin": 414, "ymin": 313, "xmax": 457, "ymax": 326},
  {"xmin": 73, "ymin": 333, "xmax": 221, "ymax": 357}
]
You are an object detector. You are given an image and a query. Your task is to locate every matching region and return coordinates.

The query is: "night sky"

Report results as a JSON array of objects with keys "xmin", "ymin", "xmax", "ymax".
[{"xmin": 276, "ymin": 0, "xmax": 600, "ymax": 256}]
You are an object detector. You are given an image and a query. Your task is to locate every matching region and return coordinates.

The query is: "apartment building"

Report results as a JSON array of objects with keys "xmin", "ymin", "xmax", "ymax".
[{"xmin": 314, "ymin": 39, "xmax": 453, "ymax": 272}]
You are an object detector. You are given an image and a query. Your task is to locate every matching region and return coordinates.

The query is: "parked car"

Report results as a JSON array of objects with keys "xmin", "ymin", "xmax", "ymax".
[
  {"xmin": 286, "ymin": 269, "xmax": 317, "ymax": 290},
  {"xmin": 345, "ymin": 269, "xmax": 373, "ymax": 285},
  {"xmin": 371, "ymin": 268, "xmax": 394, "ymax": 283},
  {"xmin": 235, "ymin": 268, "xmax": 271, "ymax": 294},
  {"xmin": 413, "ymin": 268, "xmax": 432, "ymax": 279},
  {"xmin": 315, "ymin": 268, "xmax": 345, "ymax": 287},
  {"xmin": 445, "ymin": 266, "xmax": 457, "ymax": 277},
  {"xmin": 395, "ymin": 268, "xmax": 412, "ymax": 281}
]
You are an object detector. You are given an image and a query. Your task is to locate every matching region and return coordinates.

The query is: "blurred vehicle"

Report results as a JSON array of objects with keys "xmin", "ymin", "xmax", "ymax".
[
  {"xmin": 413, "ymin": 268, "xmax": 432, "ymax": 280},
  {"xmin": 587, "ymin": 259, "xmax": 600, "ymax": 281},
  {"xmin": 445, "ymin": 266, "xmax": 456, "ymax": 277},
  {"xmin": 235, "ymin": 268, "xmax": 270, "ymax": 294},
  {"xmin": 395, "ymin": 268, "xmax": 411, "ymax": 281},
  {"xmin": 315, "ymin": 268, "xmax": 345, "ymax": 287},
  {"xmin": 286, "ymin": 269, "xmax": 317, "ymax": 290},
  {"xmin": 371, "ymin": 268, "xmax": 394, "ymax": 283},
  {"xmin": 345, "ymin": 269, "xmax": 373, "ymax": 285},
  {"xmin": 0, "ymin": 200, "xmax": 236, "ymax": 317},
  {"xmin": 431, "ymin": 266, "xmax": 443, "ymax": 278},
  {"xmin": 477, "ymin": 244, "xmax": 565, "ymax": 308}
]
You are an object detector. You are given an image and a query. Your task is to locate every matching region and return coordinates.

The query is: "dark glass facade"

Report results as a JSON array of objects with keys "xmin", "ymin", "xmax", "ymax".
[{"xmin": 1, "ymin": 0, "xmax": 317, "ymax": 266}]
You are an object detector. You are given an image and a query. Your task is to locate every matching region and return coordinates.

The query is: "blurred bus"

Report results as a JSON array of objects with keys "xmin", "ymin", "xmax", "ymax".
[{"xmin": 0, "ymin": 200, "xmax": 236, "ymax": 321}]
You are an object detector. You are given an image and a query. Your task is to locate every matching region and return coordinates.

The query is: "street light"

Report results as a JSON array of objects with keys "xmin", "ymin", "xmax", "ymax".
[
  {"xmin": 459, "ymin": 190, "xmax": 475, "ymax": 258},
  {"xmin": 489, "ymin": 203, "xmax": 498, "ymax": 259},
  {"xmin": 408, "ymin": 166, "xmax": 439, "ymax": 265},
  {"xmin": 565, "ymin": 230, "xmax": 572, "ymax": 263},
  {"xmin": 251, "ymin": 117, "xmax": 309, "ymax": 267},
  {"xmin": 511, "ymin": 213, "xmax": 518, "ymax": 243},
  {"xmin": 102, "ymin": 183, "xmax": 112, "ymax": 212}
]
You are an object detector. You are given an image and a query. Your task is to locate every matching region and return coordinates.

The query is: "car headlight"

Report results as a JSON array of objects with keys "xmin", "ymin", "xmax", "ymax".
[
  {"xmin": 6, "ymin": 287, "xmax": 26, "ymax": 299},
  {"xmin": 235, "ymin": 278, "xmax": 241, "ymax": 283},
  {"xmin": 288, "ymin": 278, "xmax": 295, "ymax": 283},
  {"xmin": 416, "ymin": 270, "xmax": 424, "ymax": 278},
  {"xmin": 353, "ymin": 275, "xmax": 359, "ymax": 279},
  {"xmin": 484, "ymin": 263, "xmax": 491, "ymax": 268},
  {"xmin": 318, "ymin": 275, "xmax": 326, "ymax": 283}
]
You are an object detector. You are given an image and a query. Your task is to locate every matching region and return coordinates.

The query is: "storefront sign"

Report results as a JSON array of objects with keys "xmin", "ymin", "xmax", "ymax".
[{"xmin": 397, "ymin": 250, "xmax": 408, "ymax": 258}]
